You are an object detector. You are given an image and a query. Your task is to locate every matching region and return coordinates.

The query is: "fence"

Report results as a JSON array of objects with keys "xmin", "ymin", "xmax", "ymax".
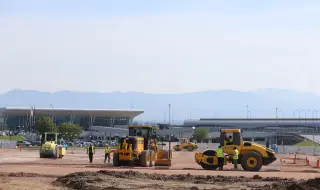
[
  {"xmin": 0, "ymin": 140, "xmax": 17, "ymax": 149},
  {"xmin": 277, "ymin": 145, "xmax": 320, "ymax": 155}
]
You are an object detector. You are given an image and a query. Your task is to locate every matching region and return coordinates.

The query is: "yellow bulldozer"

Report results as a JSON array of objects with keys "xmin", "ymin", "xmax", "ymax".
[
  {"xmin": 173, "ymin": 137, "xmax": 198, "ymax": 151},
  {"xmin": 39, "ymin": 132, "xmax": 66, "ymax": 158},
  {"xmin": 195, "ymin": 129, "xmax": 277, "ymax": 171},
  {"xmin": 113, "ymin": 126, "xmax": 172, "ymax": 167}
]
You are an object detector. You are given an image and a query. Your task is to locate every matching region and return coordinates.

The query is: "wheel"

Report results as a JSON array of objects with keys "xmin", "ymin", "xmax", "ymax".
[
  {"xmin": 202, "ymin": 150, "xmax": 216, "ymax": 156},
  {"xmin": 140, "ymin": 150, "xmax": 150, "ymax": 167},
  {"xmin": 149, "ymin": 150, "xmax": 156, "ymax": 167},
  {"xmin": 241, "ymin": 152, "xmax": 263, "ymax": 171},
  {"xmin": 40, "ymin": 154, "xmax": 44, "ymax": 158},
  {"xmin": 173, "ymin": 145, "xmax": 181, "ymax": 151},
  {"xmin": 187, "ymin": 146, "xmax": 194, "ymax": 152},
  {"xmin": 113, "ymin": 153, "xmax": 121, "ymax": 166},
  {"xmin": 200, "ymin": 162, "xmax": 218, "ymax": 170},
  {"xmin": 199, "ymin": 149, "xmax": 218, "ymax": 170}
]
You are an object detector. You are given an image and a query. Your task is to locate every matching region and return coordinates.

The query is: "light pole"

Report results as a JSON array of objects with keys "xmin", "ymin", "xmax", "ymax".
[
  {"xmin": 276, "ymin": 108, "xmax": 284, "ymax": 145},
  {"xmin": 246, "ymin": 105, "xmax": 249, "ymax": 119},
  {"xmin": 276, "ymin": 108, "xmax": 279, "ymax": 145},
  {"xmin": 246, "ymin": 105, "xmax": 252, "ymax": 130},
  {"xmin": 168, "ymin": 104, "xmax": 171, "ymax": 125},
  {"xmin": 305, "ymin": 109, "xmax": 312, "ymax": 134},
  {"xmin": 50, "ymin": 104, "xmax": 54, "ymax": 132},
  {"xmin": 313, "ymin": 109, "xmax": 320, "ymax": 132}
]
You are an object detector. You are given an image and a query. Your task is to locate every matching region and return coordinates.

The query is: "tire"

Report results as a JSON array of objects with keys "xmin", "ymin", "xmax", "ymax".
[
  {"xmin": 149, "ymin": 150, "xmax": 156, "ymax": 167},
  {"xmin": 241, "ymin": 152, "xmax": 263, "ymax": 171},
  {"xmin": 40, "ymin": 154, "xmax": 44, "ymax": 158},
  {"xmin": 113, "ymin": 153, "xmax": 121, "ymax": 166},
  {"xmin": 140, "ymin": 150, "xmax": 150, "ymax": 167}
]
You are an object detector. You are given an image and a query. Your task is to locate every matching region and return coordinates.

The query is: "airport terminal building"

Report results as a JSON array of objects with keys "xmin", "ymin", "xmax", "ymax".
[
  {"xmin": 156, "ymin": 118, "xmax": 320, "ymax": 145},
  {"xmin": 184, "ymin": 118, "xmax": 320, "ymax": 133},
  {"xmin": 0, "ymin": 107, "xmax": 144, "ymax": 133}
]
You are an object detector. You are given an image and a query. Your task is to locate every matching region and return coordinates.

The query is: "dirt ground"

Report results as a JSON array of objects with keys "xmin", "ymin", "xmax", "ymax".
[{"xmin": 0, "ymin": 148, "xmax": 319, "ymax": 190}]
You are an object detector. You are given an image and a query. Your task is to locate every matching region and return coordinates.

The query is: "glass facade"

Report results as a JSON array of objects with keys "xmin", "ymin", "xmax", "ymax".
[
  {"xmin": 3, "ymin": 115, "xmax": 132, "ymax": 131},
  {"xmin": 193, "ymin": 124, "xmax": 320, "ymax": 133}
]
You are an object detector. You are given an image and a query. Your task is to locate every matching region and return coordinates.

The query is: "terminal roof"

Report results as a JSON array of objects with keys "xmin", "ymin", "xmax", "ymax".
[{"xmin": 1, "ymin": 107, "xmax": 144, "ymax": 117}]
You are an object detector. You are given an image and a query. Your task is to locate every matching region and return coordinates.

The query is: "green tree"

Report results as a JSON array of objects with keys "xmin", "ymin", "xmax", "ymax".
[
  {"xmin": 35, "ymin": 116, "xmax": 57, "ymax": 134},
  {"xmin": 193, "ymin": 128, "xmax": 208, "ymax": 142},
  {"xmin": 58, "ymin": 122, "xmax": 82, "ymax": 141}
]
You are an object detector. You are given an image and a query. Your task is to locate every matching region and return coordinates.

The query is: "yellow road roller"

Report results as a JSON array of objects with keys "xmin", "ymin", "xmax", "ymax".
[
  {"xmin": 39, "ymin": 132, "xmax": 66, "ymax": 158},
  {"xmin": 195, "ymin": 129, "xmax": 277, "ymax": 171},
  {"xmin": 173, "ymin": 137, "xmax": 198, "ymax": 151}
]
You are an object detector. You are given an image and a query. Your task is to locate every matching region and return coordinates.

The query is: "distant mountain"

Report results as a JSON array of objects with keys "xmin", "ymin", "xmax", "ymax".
[{"xmin": 1, "ymin": 89, "xmax": 320, "ymax": 122}]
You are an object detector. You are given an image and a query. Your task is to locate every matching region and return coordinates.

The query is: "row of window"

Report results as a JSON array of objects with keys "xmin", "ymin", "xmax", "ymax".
[
  {"xmin": 2, "ymin": 116, "xmax": 132, "ymax": 130},
  {"xmin": 195, "ymin": 125, "xmax": 320, "ymax": 132}
]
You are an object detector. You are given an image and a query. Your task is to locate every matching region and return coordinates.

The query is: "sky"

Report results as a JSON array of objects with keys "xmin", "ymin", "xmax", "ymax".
[{"xmin": 1, "ymin": 0, "xmax": 320, "ymax": 94}]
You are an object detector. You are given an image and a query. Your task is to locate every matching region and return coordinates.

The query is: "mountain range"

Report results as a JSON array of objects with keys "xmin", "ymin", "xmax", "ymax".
[{"xmin": 1, "ymin": 89, "xmax": 320, "ymax": 123}]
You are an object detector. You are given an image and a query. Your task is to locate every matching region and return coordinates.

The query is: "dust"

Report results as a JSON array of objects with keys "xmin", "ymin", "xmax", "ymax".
[{"xmin": 54, "ymin": 170, "xmax": 320, "ymax": 190}]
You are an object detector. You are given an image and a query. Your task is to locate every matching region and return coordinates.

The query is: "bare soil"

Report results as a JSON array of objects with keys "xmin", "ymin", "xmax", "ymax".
[
  {"xmin": 53, "ymin": 170, "xmax": 320, "ymax": 190},
  {"xmin": 0, "ymin": 148, "xmax": 319, "ymax": 189}
]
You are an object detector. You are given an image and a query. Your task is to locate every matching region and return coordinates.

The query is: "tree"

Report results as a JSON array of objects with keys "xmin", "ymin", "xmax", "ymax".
[
  {"xmin": 58, "ymin": 122, "xmax": 82, "ymax": 141},
  {"xmin": 35, "ymin": 116, "xmax": 57, "ymax": 134},
  {"xmin": 193, "ymin": 128, "xmax": 208, "ymax": 142}
]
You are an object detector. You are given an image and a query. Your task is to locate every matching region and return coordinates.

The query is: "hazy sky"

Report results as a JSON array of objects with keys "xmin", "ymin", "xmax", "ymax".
[{"xmin": 1, "ymin": 0, "xmax": 320, "ymax": 94}]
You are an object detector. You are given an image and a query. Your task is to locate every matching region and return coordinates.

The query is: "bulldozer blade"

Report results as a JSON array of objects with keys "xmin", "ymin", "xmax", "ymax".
[
  {"xmin": 155, "ymin": 159, "xmax": 171, "ymax": 166},
  {"xmin": 155, "ymin": 149, "xmax": 172, "ymax": 166}
]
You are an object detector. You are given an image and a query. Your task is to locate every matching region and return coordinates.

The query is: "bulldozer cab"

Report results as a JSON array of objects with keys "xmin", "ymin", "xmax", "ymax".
[
  {"xmin": 219, "ymin": 129, "xmax": 242, "ymax": 155},
  {"xmin": 127, "ymin": 126, "xmax": 155, "ymax": 151},
  {"xmin": 180, "ymin": 137, "xmax": 189, "ymax": 144},
  {"xmin": 42, "ymin": 132, "xmax": 58, "ymax": 144}
]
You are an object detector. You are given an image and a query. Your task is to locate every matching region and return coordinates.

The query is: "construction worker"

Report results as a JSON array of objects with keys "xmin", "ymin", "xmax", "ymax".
[
  {"xmin": 216, "ymin": 145, "xmax": 224, "ymax": 170},
  {"xmin": 233, "ymin": 147, "xmax": 239, "ymax": 170},
  {"xmin": 104, "ymin": 143, "xmax": 111, "ymax": 163},
  {"xmin": 266, "ymin": 138, "xmax": 270, "ymax": 148},
  {"xmin": 87, "ymin": 143, "xmax": 95, "ymax": 163}
]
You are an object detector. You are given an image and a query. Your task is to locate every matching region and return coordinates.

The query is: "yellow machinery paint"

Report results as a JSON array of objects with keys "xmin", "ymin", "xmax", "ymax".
[
  {"xmin": 173, "ymin": 137, "xmax": 198, "ymax": 151},
  {"xmin": 195, "ymin": 129, "xmax": 277, "ymax": 171},
  {"xmin": 39, "ymin": 132, "xmax": 66, "ymax": 159},
  {"xmin": 113, "ymin": 126, "xmax": 172, "ymax": 167}
]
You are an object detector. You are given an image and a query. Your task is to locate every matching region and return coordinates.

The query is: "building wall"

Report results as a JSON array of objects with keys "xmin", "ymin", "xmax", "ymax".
[
  {"xmin": 183, "ymin": 119, "xmax": 320, "ymax": 134},
  {"xmin": 3, "ymin": 115, "xmax": 132, "ymax": 131}
]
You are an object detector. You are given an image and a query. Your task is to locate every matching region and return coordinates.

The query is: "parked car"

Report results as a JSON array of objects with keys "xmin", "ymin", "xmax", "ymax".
[
  {"xmin": 16, "ymin": 141, "xmax": 32, "ymax": 147},
  {"xmin": 31, "ymin": 141, "xmax": 42, "ymax": 146}
]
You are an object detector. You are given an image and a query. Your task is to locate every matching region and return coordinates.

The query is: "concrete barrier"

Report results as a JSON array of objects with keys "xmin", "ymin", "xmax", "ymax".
[{"xmin": 0, "ymin": 140, "xmax": 17, "ymax": 149}]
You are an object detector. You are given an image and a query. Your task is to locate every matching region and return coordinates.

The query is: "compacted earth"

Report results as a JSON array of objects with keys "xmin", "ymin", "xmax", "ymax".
[{"xmin": 0, "ymin": 148, "xmax": 319, "ymax": 189}]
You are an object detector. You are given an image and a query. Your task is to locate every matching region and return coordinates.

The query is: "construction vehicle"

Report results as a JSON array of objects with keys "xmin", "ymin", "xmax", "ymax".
[
  {"xmin": 195, "ymin": 129, "xmax": 277, "ymax": 171},
  {"xmin": 113, "ymin": 126, "xmax": 172, "ymax": 167},
  {"xmin": 173, "ymin": 137, "xmax": 198, "ymax": 151},
  {"xmin": 39, "ymin": 132, "xmax": 66, "ymax": 158}
]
